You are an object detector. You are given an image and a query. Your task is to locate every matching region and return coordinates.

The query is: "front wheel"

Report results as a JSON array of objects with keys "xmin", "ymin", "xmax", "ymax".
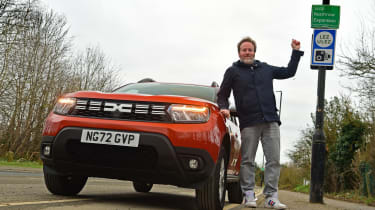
[
  {"xmin": 196, "ymin": 146, "xmax": 227, "ymax": 210},
  {"xmin": 43, "ymin": 166, "xmax": 87, "ymax": 196}
]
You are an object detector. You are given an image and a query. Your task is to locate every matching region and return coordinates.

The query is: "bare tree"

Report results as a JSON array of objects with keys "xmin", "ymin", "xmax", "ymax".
[
  {"xmin": 0, "ymin": 1, "xmax": 121, "ymax": 159},
  {"xmin": 337, "ymin": 2, "xmax": 375, "ymax": 110},
  {"xmin": 67, "ymin": 46, "xmax": 120, "ymax": 93},
  {"xmin": 0, "ymin": 0, "xmax": 38, "ymax": 96},
  {"xmin": 1, "ymin": 7, "xmax": 71, "ymax": 157}
]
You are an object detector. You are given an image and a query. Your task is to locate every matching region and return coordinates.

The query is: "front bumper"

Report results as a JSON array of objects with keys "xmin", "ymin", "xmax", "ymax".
[{"xmin": 41, "ymin": 127, "xmax": 215, "ymax": 188}]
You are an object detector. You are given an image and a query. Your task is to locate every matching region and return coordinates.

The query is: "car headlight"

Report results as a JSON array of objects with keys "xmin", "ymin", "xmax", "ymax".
[
  {"xmin": 167, "ymin": 104, "xmax": 210, "ymax": 123},
  {"xmin": 53, "ymin": 97, "xmax": 76, "ymax": 115}
]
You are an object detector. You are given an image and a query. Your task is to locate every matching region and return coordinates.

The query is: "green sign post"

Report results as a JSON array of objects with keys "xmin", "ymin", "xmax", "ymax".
[{"xmin": 311, "ymin": 5, "xmax": 340, "ymax": 29}]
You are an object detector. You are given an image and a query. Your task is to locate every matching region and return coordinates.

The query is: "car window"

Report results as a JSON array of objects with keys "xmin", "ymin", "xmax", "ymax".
[{"xmin": 114, "ymin": 83, "xmax": 217, "ymax": 102}]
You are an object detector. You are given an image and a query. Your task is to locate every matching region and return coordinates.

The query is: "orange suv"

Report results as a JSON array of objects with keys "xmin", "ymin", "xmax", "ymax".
[{"xmin": 40, "ymin": 82, "xmax": 242, "ymax": 210}]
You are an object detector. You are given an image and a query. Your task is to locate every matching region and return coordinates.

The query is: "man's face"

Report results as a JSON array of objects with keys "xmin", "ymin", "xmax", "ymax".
[{"xmin": 239, "ymin": 42, "xmax": 255, "ymax": 64}]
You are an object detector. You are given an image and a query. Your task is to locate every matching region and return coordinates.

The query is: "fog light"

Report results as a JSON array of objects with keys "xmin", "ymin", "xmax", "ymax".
[
  {"xmin": 43, "ymin": 145, "xmax": 51, "ymax": 156},
  {"xmin": 189, "ymin": 159, "xmax": 199, "ymax": 169}
]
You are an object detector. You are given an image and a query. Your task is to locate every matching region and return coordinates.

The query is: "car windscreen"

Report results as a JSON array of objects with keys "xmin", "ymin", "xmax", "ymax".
[{"xmin": 113, "ymin": 83, "xmax": 216, "ymax": 102}]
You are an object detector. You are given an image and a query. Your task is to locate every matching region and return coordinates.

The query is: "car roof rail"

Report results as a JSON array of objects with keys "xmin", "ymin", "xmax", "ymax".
[{"xmin": 211, "ymin": 81, "xmax": 219, "ymax": 87}]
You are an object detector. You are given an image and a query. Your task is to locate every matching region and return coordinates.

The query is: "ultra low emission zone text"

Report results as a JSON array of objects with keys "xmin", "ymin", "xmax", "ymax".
[
  {"xmin": 313, "ymin": 12, "xmax": 335, "ymax": 17},
  {"xmin": 313, "ymin": 18, "xmax": 336, "ymax": 24}
]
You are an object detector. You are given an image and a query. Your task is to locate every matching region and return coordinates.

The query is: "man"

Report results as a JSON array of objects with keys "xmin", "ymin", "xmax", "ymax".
[{"xmin": 217, "ymin": 37, "xmax": 303, "ymax": 209}]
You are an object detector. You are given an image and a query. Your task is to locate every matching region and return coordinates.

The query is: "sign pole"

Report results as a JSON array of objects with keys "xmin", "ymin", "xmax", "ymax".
[{"xmin": 309, "ymin": 0, "xmax": 330, "ymax": 204}]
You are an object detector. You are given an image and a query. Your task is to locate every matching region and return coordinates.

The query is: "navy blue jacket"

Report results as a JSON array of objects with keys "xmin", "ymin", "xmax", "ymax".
[{"xmin": 217, "ymin": 50, "xmax": 304, "ymax": 130}]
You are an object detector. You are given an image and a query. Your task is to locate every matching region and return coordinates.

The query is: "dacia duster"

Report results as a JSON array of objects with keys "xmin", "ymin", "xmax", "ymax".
[{"xmin": 40, "ymin": 82, "xmax": 242, "ymax": 210}]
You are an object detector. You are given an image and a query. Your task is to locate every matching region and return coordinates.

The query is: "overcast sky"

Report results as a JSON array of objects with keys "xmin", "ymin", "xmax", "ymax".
[{"xmin": 41, "ymin": 0, "xmax": 373, "ymax": 164}]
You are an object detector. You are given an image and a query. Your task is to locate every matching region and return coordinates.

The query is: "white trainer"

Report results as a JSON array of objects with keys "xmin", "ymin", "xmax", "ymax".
[
  {"xmin": 264, "ymin": 197, "xmax": 287, "ymax": 209},
  {"xmin": 243, "ymin": 191, "xmax": 257, "ymax": 208}
]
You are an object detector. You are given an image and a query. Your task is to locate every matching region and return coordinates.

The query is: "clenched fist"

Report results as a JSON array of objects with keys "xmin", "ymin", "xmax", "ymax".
[{"xmin": 291, "ymin": 39, "xmax": 301, "ymax": 50}]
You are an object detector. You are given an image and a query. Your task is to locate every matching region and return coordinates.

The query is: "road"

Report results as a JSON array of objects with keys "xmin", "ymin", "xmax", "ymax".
[
  {"xmin": 0, "ymin": 166, "xmax": 241, "ymax": 210},
  {"xmin": 1, "ymin": 166, "xmax": 375, "ymax": 210}
]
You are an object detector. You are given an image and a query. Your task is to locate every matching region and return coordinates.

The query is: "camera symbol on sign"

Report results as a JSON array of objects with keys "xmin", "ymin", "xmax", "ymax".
[
  {"xmin": 315, "ymin": 50, "xmax": 330, "ymax": 61},
  {"xmin": 314, "ymin": 49, "xmax": 333, "ymax": 63}
]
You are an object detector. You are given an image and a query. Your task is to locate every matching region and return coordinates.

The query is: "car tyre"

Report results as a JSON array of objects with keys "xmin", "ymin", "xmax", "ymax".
[
  {"xmin": 43, "ymin": 166, "xmax": 87, "ymax": 196},
  {"xmin": 132, "ymin": 182, "xmax": 153, "ymax": 193},
  {"xmin": 196, "ymin": 146, "xmax": 227, "ymax": 210},
  {"xmin": 227, "ymin": 181, "xmax": 243, "ymax": 203}
]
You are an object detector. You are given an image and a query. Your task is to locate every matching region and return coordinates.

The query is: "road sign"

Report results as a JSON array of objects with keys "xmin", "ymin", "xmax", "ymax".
[
  {"xmin": 311, "ymin": 29, "xmax": 336, "ymax": 70},
  {"xmin": 311, "ymin": 5, "xmax": 340, "ymax": 29}
]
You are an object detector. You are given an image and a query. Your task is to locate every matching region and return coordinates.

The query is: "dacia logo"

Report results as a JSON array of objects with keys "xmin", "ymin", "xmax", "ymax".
[{"xmin": 104, "ymin": 102, "xmax": 132, "ymax": 113}]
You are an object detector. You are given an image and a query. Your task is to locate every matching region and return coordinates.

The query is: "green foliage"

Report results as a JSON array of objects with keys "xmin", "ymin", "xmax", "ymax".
[
  {"xmin": 323, "ymin": 96, "xmax": 367, "ymax": 192},
  {"xmin": 330, "ymin": 119, "xmax": 367, "ymax": 191},
  {"xmin": 294, "ymin": 184, "xmax": 310, "ymax": 193},
  {"xmin": 287, "ymin": 95, "xmax": 370, "ymax": 193},
  {"xmin": 331, "ymin": 119, "xmax": 367, "ymax": 173},
  {"xmin": 359, "ymin": 162, "xmax": 375, "ymax": 197}
]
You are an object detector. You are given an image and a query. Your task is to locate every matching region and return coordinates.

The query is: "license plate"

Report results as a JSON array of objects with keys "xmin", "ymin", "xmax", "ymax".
[{"xmin": 81, "ymin": 129, "xmax": 140, "ymax": 147}]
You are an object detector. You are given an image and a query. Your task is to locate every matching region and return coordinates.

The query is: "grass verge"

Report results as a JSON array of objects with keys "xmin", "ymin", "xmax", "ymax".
[
  {"xmin": 293, "ymin": 184, "xmax": 309, "ymax": 193},
  {"xmin": 0, "ymin": 158, "xmax": 42, "ymax": 168},
  {"xmin": 325, "ymin": 191, "xmax": 375, "ymax": 207},
  {"xmin": 292, "ymin": 185, "xmax": 375, "ymax": 207}
]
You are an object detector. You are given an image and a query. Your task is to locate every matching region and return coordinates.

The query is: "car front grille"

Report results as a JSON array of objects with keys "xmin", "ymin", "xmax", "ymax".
[{"xmin": 70, "ymin": 98, "xmax": 171, "ymax": 122}]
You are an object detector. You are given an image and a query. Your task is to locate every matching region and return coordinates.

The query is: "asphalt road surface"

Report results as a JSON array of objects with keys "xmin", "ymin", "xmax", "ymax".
[
  {"xmin": 0, "ymin": 166, "xmax": 243, "ymax": 210},
  {"xmin": 2, "ymin": 166, "xmax": 375, "ymax": 210}
]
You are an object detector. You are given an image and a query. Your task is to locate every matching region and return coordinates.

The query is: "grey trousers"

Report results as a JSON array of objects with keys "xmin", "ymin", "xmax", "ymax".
[{"xmin": 240, "ymin": 122, "xmax": 281, "ymax": 198}]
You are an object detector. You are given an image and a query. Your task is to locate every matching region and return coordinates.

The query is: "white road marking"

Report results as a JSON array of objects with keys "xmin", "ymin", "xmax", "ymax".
[{"xmin": 0, "ymin": 198, "xmax": 92, "ymax": 207}]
